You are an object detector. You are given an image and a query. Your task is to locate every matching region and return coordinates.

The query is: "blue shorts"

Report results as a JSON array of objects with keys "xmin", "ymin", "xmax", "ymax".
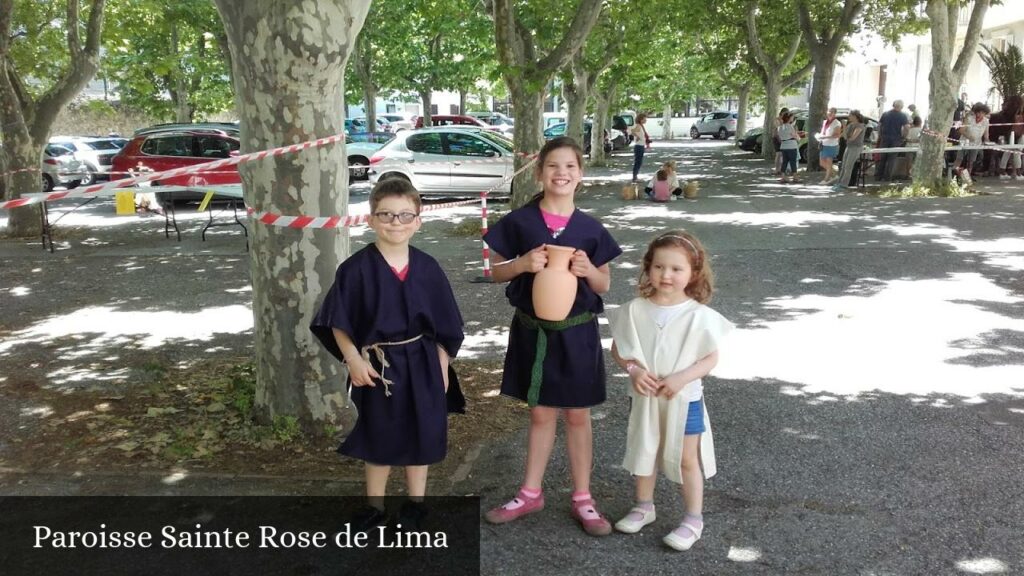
[
  {"xmin": 820, "ymin": 145, "xmax": 839, "ymax": 159},
  {"xmin": 685, "ymin": 399, "xmax": 705, "ymax": 435}
]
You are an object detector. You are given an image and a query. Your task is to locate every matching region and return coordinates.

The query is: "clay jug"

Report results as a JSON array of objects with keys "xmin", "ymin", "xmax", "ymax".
[{"xmin": 532, "ymin": 245, "xmax": 577, "ymax": 321}]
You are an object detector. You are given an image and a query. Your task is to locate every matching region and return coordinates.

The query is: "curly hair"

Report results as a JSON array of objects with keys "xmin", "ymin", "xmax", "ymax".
[{"xmin": 637, "ymin": 230, "xmax": 714, "ymax": 303}]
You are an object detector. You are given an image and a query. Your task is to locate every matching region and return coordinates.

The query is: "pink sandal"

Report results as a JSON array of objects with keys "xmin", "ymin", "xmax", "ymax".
[
  {"xmin": 570, "ymin": 498, "xmax": 612, "ymax": 536},
  {"xmin": 484, "ymin": 490, "xmax": 545, "ymax": 524}
]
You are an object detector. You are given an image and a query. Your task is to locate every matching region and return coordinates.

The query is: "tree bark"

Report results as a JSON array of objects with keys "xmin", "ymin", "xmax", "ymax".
[
  {"xmin": 745, "ymin": 0, "xmax": 813, "ymax": 162},
  {"xmin": 0, "ymin": 0, "xmax": 106, "ymax": 238},
  {"xmin": 914, "ymin": 0, "xmax": 991, "ymax": 189},
  {"xmin": 735, "ymin": 83, "xmax": 751, "ymax": 139},
  {"xmin": 419, "ymin": 90, "xmax": 433, "ymax": 126},
  {"xmin": 661, "ymin": 104, "xmax": 673, "ymax": 139},
  {"xmin": 589, "ymin": 80, "xmax": 616, "ymax": 166},
  {"xmin": 213, "ymin": 0, "xmax": 370, "ymax": 430},
  {"xmin": 798, "ymin": 0, "xmax": 862, "ymax": 171},
  {"xmin": 459, "ymin": 88, "xmax": 467, "ymax": 114},
  {"xmin": 351, "ymin": 34, "xmax": 376, "ymax": 130},
  {"xmin": 489, "ymin": 0, "xmax": 604, "ymax": 208},
  {"xmin": 564, "ymin": 63, "xmax": 588, "ymax": 147}
]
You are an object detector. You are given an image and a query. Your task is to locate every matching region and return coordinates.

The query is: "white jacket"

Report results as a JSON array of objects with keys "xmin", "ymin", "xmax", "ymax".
[{"xmin": 608, "ymin": 298, "xmax": 734, "ymax": 484}]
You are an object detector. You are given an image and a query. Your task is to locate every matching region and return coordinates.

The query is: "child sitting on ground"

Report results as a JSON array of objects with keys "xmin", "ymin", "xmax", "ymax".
[{"xmin": 645, "ymin": 161, "xmax": 682, "ymax": 200}]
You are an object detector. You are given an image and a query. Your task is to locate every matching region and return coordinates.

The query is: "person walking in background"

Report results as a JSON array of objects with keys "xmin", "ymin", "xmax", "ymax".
[
  {"xmin": 483, "ymin": 137, "xmax": 623, "ymax": 537},
  {"xmin": 630, "ymin": 114, "xmax": 653, "ymax": 182},
  {"xmin": 815, "ymin": 107, "xmax": 843, "ymax": 184},
  {"xmin": 951, "ymin": 92, "xmax": 969, "ymax": 139},
  {"xmin": 772, "ymin": 107, "xmax": 789, "ymax": 175},
  {"xmin": 834, "ymin": 110, "xmax": 866, "ymax": 190},
  {"xmin": 988, "ymin": 95, "xmax": 1023, "ymax": 181},
  {"xmin": 608, "ymin": 231, "xmax": 734, "ymax": 551},
  {"xmin": 875, "ymin": 99, "xmax": 910, "ymax": 181},
  {"xmin": 777, "ymin": 112, "xmax": 802, "ymax": 184}
]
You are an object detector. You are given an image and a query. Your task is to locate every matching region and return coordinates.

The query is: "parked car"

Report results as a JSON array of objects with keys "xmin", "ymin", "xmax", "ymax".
[
  {"xmin": 379, "ymin": 113, "xmax": 415, "ymax": 132},
  {"xmin": 736, "ymin": 110, "xmax": 878, "ymax": 163},
  {"xmin": 414, "ymin": 114, "xmax": 500, "ymax": 133},
  {"xmin": 48, "ymin": 136, "xmax": 124, "ymax": 185},
  {"xmin": 690, "ymin": 111, "xmax": 738, "ymax": 139},
  {"xmin": 345, "ymin": 117, "xmax": 392, "ymax": 134},
  {"xmin": 368, "ymin": 127, "xmax": 515, "ymax": 196},
  {"xmin": 111, "ymin": 129, "xmax": 242, "ymax": 205},
  {"xmin": 542, "ymin": 121, "xmax": 612, "ymax": 155},
  {"xmin": 41, "ymin": 144, "xmax": 83, "ymax": 192},
  {"xmin": 610, "ymin": 112, "xmax": 636, "ymax": 149},
  {"xmin": 352, "ymin": 117, "xmax": 393, "ymax": 133},
  {"xmin": 346, "ymin": 135, "xmax": 387, "ymax": 181},
  {"xmin": 133, "ymin": 122, "xmax": 240, "ymax": 137},
  {"xmin": 466, "ymin": 111, "xmax": 515, "ymax": 135}
]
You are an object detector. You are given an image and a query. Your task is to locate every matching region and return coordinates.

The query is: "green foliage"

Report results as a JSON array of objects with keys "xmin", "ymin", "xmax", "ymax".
[
  {"xmin": 227, "ymin": 362, "xmax": 256, "ymax": 422},
  {"xmin": 979, "ymin": 44, "xmax": 1024, "ymax": 104},
  {"xmin": 875, "ymin": 180, "xmax": 974, "ymax": 198},
  {"xmin": 6, "ymin": 1, "xmax": 94, "ymax": 98},
  {"xmin": 348, "ymin": 0, "xmax": 494, "ymax": 105},
  {"xmin": 101, "ymin": 0, "xmax": 233, "ymax": 121}
]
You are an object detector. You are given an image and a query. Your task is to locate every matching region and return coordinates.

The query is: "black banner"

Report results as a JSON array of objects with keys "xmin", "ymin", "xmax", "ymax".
[{"xmin": 0, "ymin": 496, "xmax": 480, "ymax": 575}]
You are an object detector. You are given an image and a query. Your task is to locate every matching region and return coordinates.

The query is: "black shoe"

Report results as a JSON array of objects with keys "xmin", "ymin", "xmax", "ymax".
[
  {"xmin": 396, "ymin": 500, "xmax": 428, "ymax": 532},
  {"xmin": 350, "ymin": 505, "xmax": 390, "ymax": 532}
]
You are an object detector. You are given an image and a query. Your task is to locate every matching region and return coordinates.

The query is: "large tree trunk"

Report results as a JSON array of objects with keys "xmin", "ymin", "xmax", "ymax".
[
  {"xmin": 914, "ymin": 0, "xmax": 991, "ymax": 189},
  {"xmin": 508, "ymin": 81, "xmax": 545, "ymax": 206},
  {"xmin": 804, "ymin": 59, "xmax": 837, "ymax": 171},
  {"xmin": 213, "ymin": 0, "xmax": 370, "ymax": 429},
  {"xmin": 0, "ymin": 0, "xmax": 106, "ymax": 238},
  {"xmin": 564, "ymin": 74, "xmax": 587, "ymax": 147},
  {"xmin": 351, "ymin": 34, "xmax": 376, "ymax": 129},
  {"xmin": 489, "ymin": 0, "xmax": 603, "ymax": 208},
  {"xmin": 735, "ymin": 83, "xmax": 750, "ymax": 140},
  {"xmin": 459, "ymin": 88, "xmax": 467, "ymax": 114},
  {"xmin": 661, "ymin": 104, "xmax": 673, "ymax": 139},
  {"xmin": 762, "ymin": 79, "xmax": 780, "ymax": 162},
  {"xmin": 589, "ymin": 80, "xmax": 616, "ymax": 167},
  {"xmin": 419, "ymin": 90, "xmax": 433, "ymax": 127},
  {"xmin": 170, "ymin": 21, "xmax": 194, "ymax": 123}
]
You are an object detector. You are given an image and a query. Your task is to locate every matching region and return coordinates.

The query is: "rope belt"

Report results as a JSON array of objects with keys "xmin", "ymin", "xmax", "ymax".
[
  {"xmin": 360, "ymin": 334, "xmax": 424, "ymax": 397},
  {"xmin": 515, "ymin": 309, "xmax": 595, "ymax": 407}
]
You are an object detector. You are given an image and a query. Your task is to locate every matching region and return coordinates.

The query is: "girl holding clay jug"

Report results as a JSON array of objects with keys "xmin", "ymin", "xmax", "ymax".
[{"xmin": 482, "ymin": 137, "xmax": 622, "ymax": 536}]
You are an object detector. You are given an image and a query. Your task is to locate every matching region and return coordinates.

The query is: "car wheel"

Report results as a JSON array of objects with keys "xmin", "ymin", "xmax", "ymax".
[
  {"xmin": 66, "ymin": 179, "xmax": 82, "ymax": 189},
  {"xmin": 79, "ymin": 164, "xmax": 97, "ymax": 186},
  {"xmin": 718, "ymin": 127, "xmax": 727, "ymax": 140},
  {"xmin": 690, "ymin": 127, "xmax": 700, "ymax": 139},
  {"xmin": 42, "ymin": 174, "xmax": 54, "ymax": 192},
  {"xmin": 348, "ymin": 156, "xmax": 369, "ymax": 182}
]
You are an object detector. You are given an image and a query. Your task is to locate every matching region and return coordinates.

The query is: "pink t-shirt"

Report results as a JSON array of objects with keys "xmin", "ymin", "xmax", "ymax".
[
  {"xmin": 390, "ymin": 264, "xmax": 408, "ymax": 281},
  {"xmin": 540, "ymin": 209, "xmax": 571, "ymax": 237},
  {"xmin": 652, "ymin": 180, "xmax": 670, "ymax": 202}
]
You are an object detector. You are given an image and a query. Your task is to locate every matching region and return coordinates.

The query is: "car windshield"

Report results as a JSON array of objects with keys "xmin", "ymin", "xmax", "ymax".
[
  {"xmin": 479, "ymin": 130, "xmax": 514, "ymax": 151},
  {"xmin": 46, "ymin": 145, "xmax": 73, "ymax": 156},
  {"xmin": 84, "ymin": 139, "xmax": 123, "ymax": 151}
]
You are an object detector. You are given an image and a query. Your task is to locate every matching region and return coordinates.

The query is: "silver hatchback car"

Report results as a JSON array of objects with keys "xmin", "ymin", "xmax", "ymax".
[{"xmin": 368, "ymin": 127, "xmax": 515, "ymax": 196}]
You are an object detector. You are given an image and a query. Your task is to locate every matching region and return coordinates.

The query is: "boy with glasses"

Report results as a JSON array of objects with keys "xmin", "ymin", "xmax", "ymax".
[{"xmin": 311, "ymin": 178, "xmax": 465, "ymax": 529}]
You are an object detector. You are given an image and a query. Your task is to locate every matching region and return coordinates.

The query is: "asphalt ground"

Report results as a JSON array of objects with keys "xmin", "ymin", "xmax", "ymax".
[{"xmin": 2, "ymin": 140, "xmax": 1023, "ymax": 575}]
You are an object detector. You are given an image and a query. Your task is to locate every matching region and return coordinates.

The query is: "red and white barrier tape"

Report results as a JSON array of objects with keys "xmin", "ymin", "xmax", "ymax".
[
  {"xmin": 0, "ymin": 133, "xmax": 348, "ymax": 211},
  {"xmin": 248, "ymin": 197, "xmax": 480, "ymax": 229},
  {"xmin": 0, "ymin": 166, "xmax": 40, "ymax": 178}
]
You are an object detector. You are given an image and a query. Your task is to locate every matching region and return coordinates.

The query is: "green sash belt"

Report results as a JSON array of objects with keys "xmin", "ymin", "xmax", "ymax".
[{"xmin": 515, "ymin": 309, "xmax": 595, "ymax": 407}]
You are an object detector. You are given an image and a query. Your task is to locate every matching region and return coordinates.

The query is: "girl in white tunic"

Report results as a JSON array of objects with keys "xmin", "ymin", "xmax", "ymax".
[{"xmin": 608, "ymin": 231, "xmax": 733, "ymax": 551}]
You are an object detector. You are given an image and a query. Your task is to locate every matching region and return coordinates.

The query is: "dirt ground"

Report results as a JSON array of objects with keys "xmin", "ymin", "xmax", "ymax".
[{"xmin": 2, "ymin": 353, "xmax": 524, "ymax": 483}]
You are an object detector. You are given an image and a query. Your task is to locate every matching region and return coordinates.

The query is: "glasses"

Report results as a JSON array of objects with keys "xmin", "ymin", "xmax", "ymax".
[{"xmin": 374, "ymin": 211, "xmax": 418, "ymax": 224}]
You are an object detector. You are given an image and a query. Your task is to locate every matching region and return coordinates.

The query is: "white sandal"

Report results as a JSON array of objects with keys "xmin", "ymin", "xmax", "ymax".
[
  {"xmin": 663, "ymin": 520, "xmax": 703, "ymax": 551},
  {"xmin": 614, "ymin": 506, "xmax": 656, "ymax": 534}
]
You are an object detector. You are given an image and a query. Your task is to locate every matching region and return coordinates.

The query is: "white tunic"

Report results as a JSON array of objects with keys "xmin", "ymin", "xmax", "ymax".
[{"xmin": 608, "ymin": 297, "xmax": 734, "ymax": 484}]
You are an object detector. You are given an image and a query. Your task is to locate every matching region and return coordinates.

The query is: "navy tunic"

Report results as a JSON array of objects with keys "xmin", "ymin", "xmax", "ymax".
[
  {"xmin": 483, "ymin": 202, "xmax": 622, "ymax": 408},
  {"xmin": 311, "ymin": 244, "xmax": 464, "ymax": 466}
]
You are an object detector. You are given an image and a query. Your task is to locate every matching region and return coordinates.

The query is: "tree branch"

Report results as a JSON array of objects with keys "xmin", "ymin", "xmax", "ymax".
[
  {"xmin": 745, "ymin": 0, "xmax": 772, "ymax": 72},
  {"xmin": 953, "ymin": 0, "xmax": 990, "ymax": 82},
  {"xmin": 490, "ymin": 0, "xmax": 522, "ymax": 70},
  {"xmin": 67, "ymin": 0, "xmax": 82, "ymax": 57},
  {"xmin": 780, "ymin": 59, "xmax": 814, "ymax": 89},
  {"xmin": 535, "ymin": 0, "xmax": 603, "ymax": 75}
]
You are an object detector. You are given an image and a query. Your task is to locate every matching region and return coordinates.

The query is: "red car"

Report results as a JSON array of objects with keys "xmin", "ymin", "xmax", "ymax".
[
  {"xmin": 414, "ymin": 114, "xmax": 500, "ymax": 131},
  {"xmin": 111, "ymin": 129, "xmax": 242, "ymax": 190}
]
